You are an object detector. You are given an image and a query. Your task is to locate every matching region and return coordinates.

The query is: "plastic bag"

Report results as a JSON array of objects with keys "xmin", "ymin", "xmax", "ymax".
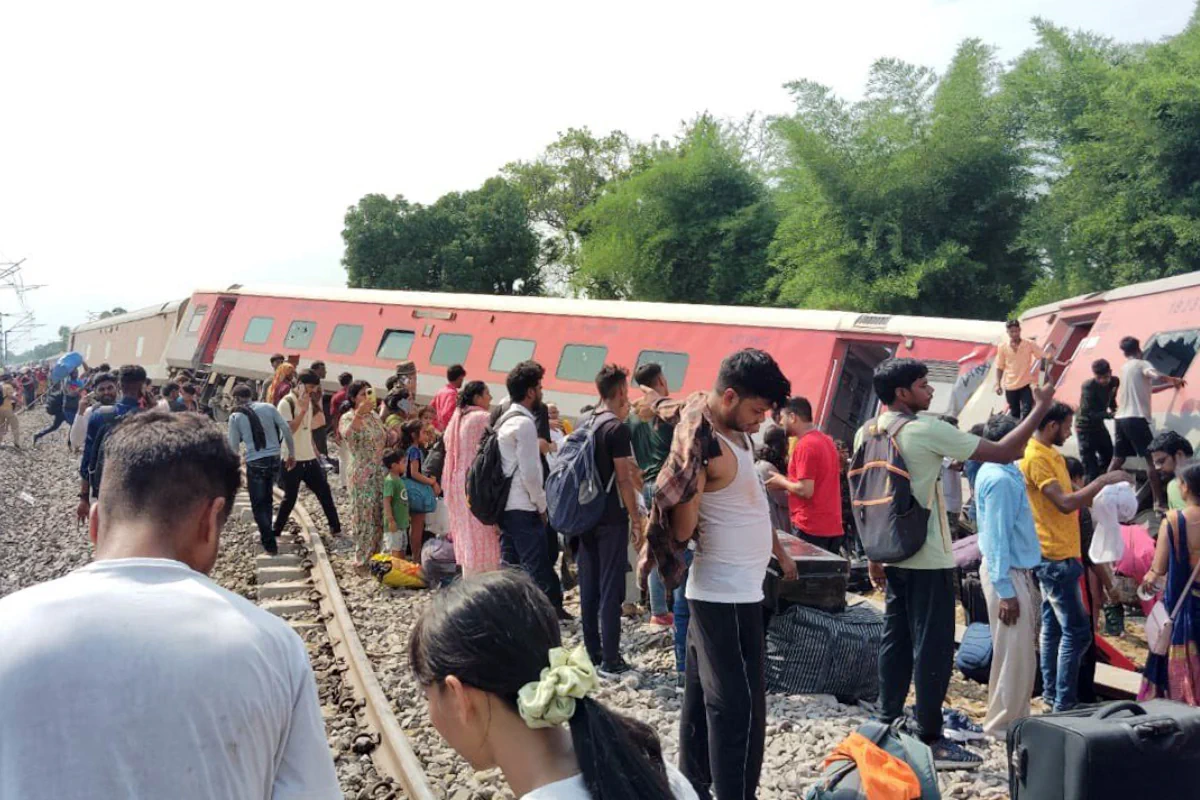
[
  {"xmin": 421, "ymin": 536, "xmax": 458, "ymax": 588},
  {"xmin": 370, "ymin": 553, "xmax": 426, "ymax": 589},
  {"xmin": 1089, "ymin": 483, "xmax": 1136, "ymax": 565}
]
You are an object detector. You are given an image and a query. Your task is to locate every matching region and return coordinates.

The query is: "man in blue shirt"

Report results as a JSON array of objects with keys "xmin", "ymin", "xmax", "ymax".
[
  {"xmin": 975, "ymin": 414, "xmax": 1043, "ymax": 736},
  {"xmin": 228, "ymin": 383, "xmax": 295, "ymax": 554},
  {"xmin": 77, "ymin": 365, "xmax": 148, "ymax": 523}
]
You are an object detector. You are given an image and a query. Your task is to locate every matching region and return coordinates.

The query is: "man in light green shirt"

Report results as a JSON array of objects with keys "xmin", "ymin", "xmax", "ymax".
[
  {"xmin": 1148, "ymin": 431, "xmax": 1193, "ymax": 512},
  {"xmin": 855, "ymin": 358, "xmax": 1054, "ymax": 768}
]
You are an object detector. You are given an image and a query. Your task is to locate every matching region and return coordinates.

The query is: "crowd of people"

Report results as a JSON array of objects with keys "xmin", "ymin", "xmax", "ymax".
[{"xmin": 1, "ymin": 326, "xmax": 1195, "ymax": 800}]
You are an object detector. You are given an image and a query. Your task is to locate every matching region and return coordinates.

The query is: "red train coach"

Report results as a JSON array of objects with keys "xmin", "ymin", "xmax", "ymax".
[{"xmin": 166, "ymin": 284, "xmax": 1002, "ymax": 441}]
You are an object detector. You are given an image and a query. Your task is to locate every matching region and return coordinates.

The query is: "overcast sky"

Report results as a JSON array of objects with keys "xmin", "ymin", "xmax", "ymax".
[{"xmin": 1, "ymin": 0, "xmax": 1194, "ymax": 352}]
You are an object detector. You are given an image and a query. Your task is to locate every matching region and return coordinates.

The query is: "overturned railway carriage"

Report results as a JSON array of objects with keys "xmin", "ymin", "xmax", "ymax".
[
  {"xmin": 69, "ymin": 301, "xmax": 188, "ymax": 382},
  {"xmin": 150, "ymin": 285, "xmax": 1002, "ymax": 439}
]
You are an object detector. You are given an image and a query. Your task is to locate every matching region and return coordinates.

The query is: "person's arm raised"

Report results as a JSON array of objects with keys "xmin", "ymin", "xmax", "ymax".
[{"xmin": 970, "ymin": 384, "xmax": 1056, "ymax": 464}]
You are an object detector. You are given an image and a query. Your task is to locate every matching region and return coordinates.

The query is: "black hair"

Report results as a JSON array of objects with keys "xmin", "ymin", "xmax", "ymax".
[
  {"xmin": 99, "ymin": 411, "xmax": 241, "ymax": 527},
  {"xmin": 1065, "ymin": 456, "xmax": 1085, "ymax": 481},
  {"xmin": 1180, "ymin": 462, "xmax": 1200, "ymax": 502},
  {"xmin": 383, "ymin": 450, "xmax": 406, "ymax": 470},
  {"xmin": 1120, "ymin": 336, "xmax": 1140, "ymax": 357},
  {"xmin": 872, "ymin": 358, "xmax": 928, "ymax": 406},
  {"xmin": 386, "ymin": 374, "xmax": 400, "ymax": 391},
  {"xmin": 90, "ymin": 371, "xmax": 117, "ymax": 389},
  {"xmin": 1092, "ymin": 359, "xmax": 1111, "ymax": 376},
  {"xmin": 983, "ymin": 414, "xmax": 1019, "ymax": 442},
  {"xmin": 785, "ymin": 396, "xmax": 813, "ymax": 422},
  {"xmin": 400, "ymin": 419, "xmax": 424, "ymax": 450},
  {"xmin": 939, "ymin": 415, "xmax": 959, "ymax": 428},
  {"xmin": 297, "ymin": 369, "xmax": 320, "ymax": 386},
  {"xmin": 595, "ymin": 364, "xmax": 629, "ymax": 401},
  {"xmin": 118, "ymin": 364, "xmax": 147, "ymax": 386},
  {"xmin": 181, "ymin": 384, "xmax": 197, "ymax": 396},
  {"xmin": 311, "ymin": 361, "xmax": 326, "ymax": 371},
  {"xmin": 715, "ymin": 348, "xmax": 791, "ymax": 410},
  {"xmin": 408, "ymin": 571, "xmax": 674, "ymax": 800},
  {"xmin": 270, "ymin": 353, "xmax": 284, "ymax": 363},
  {"xmin": 633, "ymin": 362, "xmax": 664, "ymax": 390},
  {"xmin": 1006, "ymin": 320, "xmax": 1021, "ymax": 329},
  {"xmin": 969, "ymin": 423, "xmax": 986, "ymax": 437},
  {"xmin": 1149, "ymin": 430, "xmax": 1194, "ymax": 459},
  {"xmin": 346, "ymin": 380, "xmax": 371, "ymax": 406},
  {"xmin": 458, "ymin": 380, "xmax": 489, "ymax": 409},
  {"xmin": 385, "ymin": 393, "xmax": 406, "ymax": 414},
  {"xmin": 338, "ymin": 372, "xmax": 353, "ymax": 387},
  {"xmin": 231, "ymin": 384, "xmax": 252, "ymax": 401},
  {"xmin": 447, "ymin": 364, "xmax": 467, "ymax": 383},
  {"xmin": 757, "ymin": 425, "xmax": 789, "ymax": 473},
  {"xmin": 1037, "ymin": 401, "xmax": 1074, "ymax": 431},
  {"xmin": 96, "ymin": 363, "xmax": 111, "ymax": 372},
  {"xmin": 507, "ymin": 360, "xmax": 545, "ymax": 404},
  {"xmin": 164, "ymin": 383, "xmax": 181, "ymax": 397}
]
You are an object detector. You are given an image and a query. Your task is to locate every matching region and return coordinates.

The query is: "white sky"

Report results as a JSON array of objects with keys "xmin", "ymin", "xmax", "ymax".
[{"xmin": 1, "ymin": 0, "xmax": 1195, "ymax": 352}]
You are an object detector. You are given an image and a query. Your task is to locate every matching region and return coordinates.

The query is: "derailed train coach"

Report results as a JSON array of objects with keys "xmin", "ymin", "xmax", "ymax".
[
  {"xmin": 69, "ymin": 301, "xmax": 189, "ymax": 383},
  {"xmin": 141, "ymin": 283, "xmax": 1003, "ymax": 442}
]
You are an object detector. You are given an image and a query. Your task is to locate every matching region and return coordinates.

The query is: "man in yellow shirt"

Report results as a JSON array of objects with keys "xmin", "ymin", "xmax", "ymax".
[
  {"xmin": 1020, "ymin": 401, "xmax": 1129, "ymax": 711},
  {"xmin": 995, "ymin": 320, "xmax": 1049, "ymax": 420},
  {"xmin": 0, "ymin": 377, "xmax": 21, "ymax": 450}
]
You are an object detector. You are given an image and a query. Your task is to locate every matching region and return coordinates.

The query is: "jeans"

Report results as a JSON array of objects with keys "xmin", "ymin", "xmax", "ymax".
[
  {"xmin": 879, "ymin": 567, "xmax": 956, "ymax": 744},
  {"xmin": 500, "ymin": 510, "xmax": 561, "ymax": 607},
  {"xmin": 679, "ymin": 599, "xmax": 766, "ymax": 800},
  {"xmin": 673, "ymin": 549, "xmax": 694, "ymax": 672},
  {"xmin": 1005, "ymin": 386, "xmax": 1034, "ymax": 419},
  {"xmin": 577, "ymin": 522, "xmax": 628, "ymax": 665},
  {"xmin": 274, "ymin": 459, "xmax": 341, "ymax": 535},
  {"xmin": 246, "ymin": 456, "xmax": 280, "ymax": 551},
  {"xmin": 1034, "ymin": 557, "xmax": 1092, "ymax": 712},
  {"xmin": 1076, "ymin": 426, "xmax": 1113, "ymax": 484}
]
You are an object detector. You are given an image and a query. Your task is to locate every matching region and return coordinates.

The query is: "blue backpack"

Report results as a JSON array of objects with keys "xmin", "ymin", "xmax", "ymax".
[
  {"xmin": 545, "ymin": 411, "xmax": 616, "ymax": 537},
  {"xmin": 956, "ymin": 621, "xmax": 993, "ymax": 684}
]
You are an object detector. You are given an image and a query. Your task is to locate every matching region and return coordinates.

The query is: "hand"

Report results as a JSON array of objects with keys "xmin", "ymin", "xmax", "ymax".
[
  {"xmin": 432, "ymin": 481, "xmax": 441, "ymax": 496},
  {"xmin": 76, "ymin": 497, "xmax": 90, "ymax": 524},
  {"xmin": 630, "ymin": 517, "xmax": 647, "ymax": 551},
  {"xmin": 778, "ymin": 549, "xmax": 798, "ymax": 582},
  {"xmin": 765, "ymin": 473, "xmax": 789, "ymax": 492},
  {"xmin": 1102, "ymin": 470, "xmax": 1133, "ymax": 486},
  {"xmin": 998, "ymin": 597, "xmax": 1020, "ymax": 626},
  {"xmin": 868, "ymin": 560, "xmax": 887, "ymax": 590},
  {"xmin": 1175, "ymin": 378, "xmax": 1188, "ymax": 389},
  {"xmin": 994, "ymin": 384, "xmax": 1004, "ymax": 396},
  {"xmin": 1031, "ymin": 383, "xmax": 1056, "ymax": 406},
  {"xmin": 286, "ymin": 458, "xmax": 296, "ymax": 471}
]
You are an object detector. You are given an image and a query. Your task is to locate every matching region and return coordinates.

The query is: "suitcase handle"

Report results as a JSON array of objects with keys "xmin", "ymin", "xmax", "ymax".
[{"xmin": 1095, "ymin": 701, "xmax": 1147, "ymax": 720}]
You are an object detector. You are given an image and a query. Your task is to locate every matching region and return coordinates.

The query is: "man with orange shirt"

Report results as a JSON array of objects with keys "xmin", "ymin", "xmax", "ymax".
[
  {"xmin": 767, "ymin": 396, "xmax": 844, "ymax": 554},
  {"xmin": 994, "ymin": 320, "xmax": 1047, "ymax": 419}
]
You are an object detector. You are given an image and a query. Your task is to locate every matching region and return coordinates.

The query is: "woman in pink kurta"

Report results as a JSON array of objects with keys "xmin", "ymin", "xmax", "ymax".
[{"xmin": 443, "ymin": 381, "xmax": 499, "ymax": 575}]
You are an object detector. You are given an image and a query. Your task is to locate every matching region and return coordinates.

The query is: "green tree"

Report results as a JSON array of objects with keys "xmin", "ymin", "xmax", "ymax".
[
  {"xmin": 574, "ymin": 117, "xmax": 777, "ymax": 305},
  {"xmin": 1005, "ymin": 13, "xmax": 1200, "ymax": 310},
  {"xmin": 342, "ymin": 177, "xmax": 542, "ymax": 296},
  {"xmin": 769, "ymin": 42, "xmax": 1035, "ymax": 320}
]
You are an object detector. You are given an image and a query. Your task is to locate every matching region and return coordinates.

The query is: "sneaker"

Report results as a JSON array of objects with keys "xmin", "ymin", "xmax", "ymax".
[
  {"xmin": 598, "ymin": 658, "xmax": 635, "ymax": 679},
  {"xmin": 942, "ymin": 708, "xmax": 986, "ymax": 743},
  {"xmin": 649, "ymin": 613, "xmax": 674, "ymax": 627},
  {"xmin": 930, "ymin": 738, "xmax": 983, "ymax": 771}
]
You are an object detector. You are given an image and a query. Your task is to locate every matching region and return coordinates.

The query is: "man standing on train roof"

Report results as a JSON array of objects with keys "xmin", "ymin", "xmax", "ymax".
[
  {"xmin": 275, "ymin": 369, "xmax": 342, "ymax": 540},
  {"xmin": 994, "ymin": 320, "xmax": 1047, "ymax": 420},
  {"xmin": 432, "ymin": 364, "xmax": 466, "ymax": 432},
  {"xmin": 856, "ymin": 358, "xmax": 1057, "ymax": 770},
  {"xmin": 1108, "ymin": 335, "xmax": 1187, "ymax": 514},
  {"xmin": 767, "ymin": 395, "xmax": 843, "ymax": 556},
  {"xmin": 77, "ymin": 364, "xmax": 148, "ymax": 523},
  {"xmin": 0, "ymin": 412, "xmax": 341, "ymax": 799}
]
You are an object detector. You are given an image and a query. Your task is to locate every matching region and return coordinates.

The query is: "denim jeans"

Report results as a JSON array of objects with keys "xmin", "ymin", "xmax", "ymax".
[
  {"xmin": 246, "ymin": 456, "xmax": 280, "ymax": 551},
  {"xmin": 1034, "ymin": 557, "xmax": 1092, "ymax": 712},
  {"xmin": 644, "ymin": 484, "xmax": 686, "ymax": 617},
  {"xmin": 673, "ymin": 548, "xmax": 695, "ymax": 673}
]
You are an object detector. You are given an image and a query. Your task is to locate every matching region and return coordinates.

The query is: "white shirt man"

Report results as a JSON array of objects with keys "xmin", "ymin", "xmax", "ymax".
[{"xmin": 498, "ymin": 402, "xmax": 547, "ymax": 514}]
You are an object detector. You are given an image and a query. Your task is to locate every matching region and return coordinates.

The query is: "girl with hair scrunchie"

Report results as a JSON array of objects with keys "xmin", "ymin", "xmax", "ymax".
[{"xmin": 409, "ymin": 571, "xmax": 697, "ymax": 800}]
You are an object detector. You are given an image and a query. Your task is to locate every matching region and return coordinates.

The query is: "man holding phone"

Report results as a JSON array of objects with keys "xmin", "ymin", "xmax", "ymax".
[{"xmin": 274, "ymin": 369, "xmax": 341, "ymax": 539}]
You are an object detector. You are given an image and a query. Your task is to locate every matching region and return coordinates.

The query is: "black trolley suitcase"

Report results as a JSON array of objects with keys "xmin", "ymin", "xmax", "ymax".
[{"xmin": 1007, "ymin": 700, "xmax": 1200, "ymax": 799}]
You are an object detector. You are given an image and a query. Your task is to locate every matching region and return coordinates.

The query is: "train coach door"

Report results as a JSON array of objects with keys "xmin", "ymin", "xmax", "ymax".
[
  {"xmin": 196, "ymin": 296, "xmax": 237, "ymax": 367},
  {"xmin": 821, "ymin": 340, "xmax": 896, "ymax": 445}
]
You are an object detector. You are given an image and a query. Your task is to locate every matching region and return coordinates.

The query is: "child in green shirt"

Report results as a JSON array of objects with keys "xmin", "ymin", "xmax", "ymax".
[{"xmin": 383, "ymin": 450, "xmax": 411, "ymax": 560}]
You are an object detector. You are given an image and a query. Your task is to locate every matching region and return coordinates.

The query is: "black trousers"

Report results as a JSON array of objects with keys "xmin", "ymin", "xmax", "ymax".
[
  {"xmin": 680, "ymin": 599, "xmax": 766, "ymax": 800},
  {"xmin": 246, "ymin": 456, "xmax": 280, "ymax": 550},
  {"xmin": 879, "ymin": 567, "xmax": 956, "ymax": 744},
  {"xmin": 1005, "ymin": 386, "xmax": 1034, "ymax": 419},
  {"xmin": 795, "ymin": 529, "xmax": 844, "ymax": 555},
  {"xmin": 1077, "ymin": 426, "xmax": 1113, "ymax": 484},
  {"xmin": 34, "ymin": 411, "xmax": 66, "ymax": 441},
  {"xmin": 500, "ymin": 509, "xmax": 563, "ymax": 609},
  {"xmin": 274, "ymin": 459, "xmax": 341, "ymax": 535},
  {"xmin": 576, "ymin": 523, "xmax": 628, "ymax": 665}
]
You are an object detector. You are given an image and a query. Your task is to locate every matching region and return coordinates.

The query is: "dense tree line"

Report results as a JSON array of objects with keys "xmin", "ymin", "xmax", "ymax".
[{"xmin": 343, "ymin": 7, "xmax": 1200, "ymax": 319}]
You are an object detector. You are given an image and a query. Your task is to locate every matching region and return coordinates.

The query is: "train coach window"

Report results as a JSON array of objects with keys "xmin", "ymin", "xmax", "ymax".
[
  {"xmin": 557, "ymin": 344, "xmax": 609, "ymax": 383},
  {"xmin": 284, "ymin": 320, "xmax": 317, "ymax": 350},
  {"xmin": 243, "ymin": 316, "xmax": 274, "ymax": 345},
  {"xmin": 636, "ymin": 350, "xmax": 689, "ymax": 390},
  {"xmin": 328, "ymin": 324, "xmax": 364, "ymax": 355},
  {"xmin": 135, "ymin": 337, "xmax": 145, "ymax": 358},
  {"xmin": 1144, "ymin": 329, "xmax": 1200, "ymax": 380},
  {"xmin": 490, "ymin": 338, "xmax": 535, "ymax": 373},
  {"xmin": 376, "ymin": 329, "xmax": 415, "ymax": 361},
  {"xmin": 431, "ymin": 333, "xmax": 472, "ymax": 366},
  {"xmin": 186, "ymin": 305, "xmax": 208, "ymax": 335}
]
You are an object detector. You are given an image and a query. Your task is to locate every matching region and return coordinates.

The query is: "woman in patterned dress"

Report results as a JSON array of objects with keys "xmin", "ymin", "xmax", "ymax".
[
  {"xmin": 442, "ymin": 380, "xmax": 500, "ymax": 575},
  {"xmin": 339, "ymin": 380, "xmax": 387, "ymax": 570}
]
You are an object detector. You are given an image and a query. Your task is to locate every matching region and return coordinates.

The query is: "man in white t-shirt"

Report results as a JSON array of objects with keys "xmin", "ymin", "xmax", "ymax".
[
  {"xmin": 275, "ymin": 369, "xmax": 341, "ymax": 539},
  {"xmin": 0, "ymin": 411, "xmax": 340, "ymax": 799},
  {"xmin": 1108, "ymin": 335, "xmax": 1187, "ymax": 512}
]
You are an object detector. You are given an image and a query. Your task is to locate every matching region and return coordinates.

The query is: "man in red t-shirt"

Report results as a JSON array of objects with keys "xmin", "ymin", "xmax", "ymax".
[{"xmin": 766, "ymin": 396, "xmax": 844, "ymax": 554}]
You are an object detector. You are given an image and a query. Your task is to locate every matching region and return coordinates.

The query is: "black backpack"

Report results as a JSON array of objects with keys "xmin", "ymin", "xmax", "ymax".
[
  {"xmin": 847, "ymin": 414, "xmax": 931, "ymax": 563},
  {"xmin": 466, "ymin": 408, "xmax": 522, "ymax": 525},
  {"xmin": 423, "ymin": 435, "xmax": 446, "ymax": 483},
  {"xmin": 45, "ymin": 391, "xmax": 63, "ymax": 417}
]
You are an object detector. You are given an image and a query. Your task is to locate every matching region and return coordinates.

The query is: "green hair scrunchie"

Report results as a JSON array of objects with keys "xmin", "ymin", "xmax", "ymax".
[{"xmin": 516, "ymin": 645, "xmax": 599, "ymax": 728}]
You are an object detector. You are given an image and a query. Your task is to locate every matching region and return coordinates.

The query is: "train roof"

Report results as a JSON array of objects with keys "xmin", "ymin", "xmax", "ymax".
[
  {"xmin": 195, "ymin": 284, "xmax": 1005, "ymax": 343},
  {"xmin": 71, "ymin": 300, "xmax": 185, "ymax": 334},
  {"xmin": 1021, "ymin": 271, "xmax": 1200, "ymax": 320}
]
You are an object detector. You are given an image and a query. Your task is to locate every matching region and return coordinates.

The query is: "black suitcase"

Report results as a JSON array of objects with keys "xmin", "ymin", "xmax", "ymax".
[
  {"xmin": 1008, "ymin": 700, "xmax": 1200, "ymax": 800},
  {"xmin": 764, "ymin": 535, "xmax": 849, "ymax": 613}
]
